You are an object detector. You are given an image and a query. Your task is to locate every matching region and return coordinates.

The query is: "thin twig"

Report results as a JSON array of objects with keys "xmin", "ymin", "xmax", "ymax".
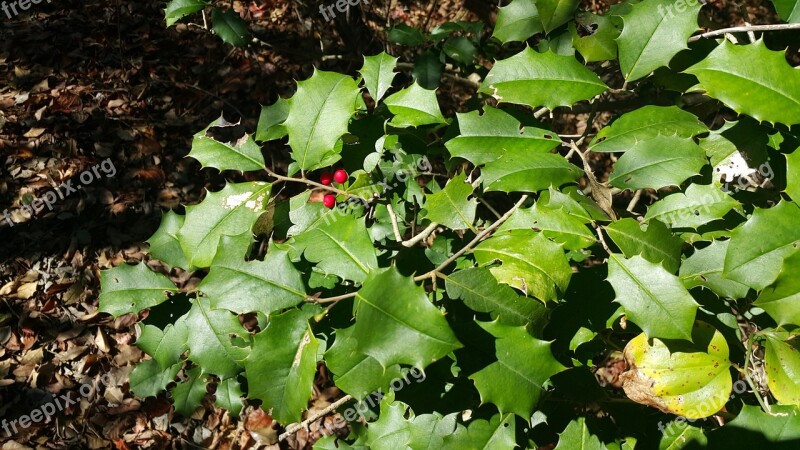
[
  {"xmin": 742, "ymin": 338, "xmax": 772, "ymax": 414},
  {"xmin": 402, "ymin": 222, "xmax": 438, "ymax": 247},
  {"xmin": 595, "ymin": 225, "xmax": 612, "ymax": 254},
  {"xmin": 533, "ymin": 107, "xmax": 550, "ymax": 119},
  {"xmin": 478, "ymin": 197, "xmax": 502, "ymax": 220},
  {"xmin": 308, "ymin": 292, "xmax": 357, "ymax": 305},
  {"xmin": 385, "ymin": 203, "xmax": 404, "ymax": 241},
  {"xmin": 279, "ymin": 395, "xmax": 354, "ymax": 441},
  {"xmin": 626, "ymin": 189, "xmax": 643, "ymax": 213},
  {"xmin": 689, "ymin": 23, "xmax": 800, "ymax": 42},
  {"xmin": 414, "ymin": 195, "xmax": 529, "ymax": 281}
]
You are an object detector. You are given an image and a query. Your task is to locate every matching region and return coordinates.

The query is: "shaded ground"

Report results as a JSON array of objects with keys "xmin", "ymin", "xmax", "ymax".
[{"xmin": 0, "ymin": 0, "xmax": 782, "ymax": 448}]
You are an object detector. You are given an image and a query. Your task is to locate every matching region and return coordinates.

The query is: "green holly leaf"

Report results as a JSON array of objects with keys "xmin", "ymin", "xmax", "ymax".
[
  {"xmin": 444, "ymin": 267, "xmax": 549, "ymax": 328},
  {"xmin": 423, "ymin": 173, "xmax": 477, "ymax": 231},
  {"xmin": 536, "ymin": 0, "xmax": 579, "ymax": 33},
  {"xmin": 245, "ymin": 307, "xmax": 320, "ymax": 424},
  {"xmin": 129, "ymin": 359, "xmax": 180, "ymax": 398},
  {"xmin": 215, "ymin": 378, "xmax": 244, "ymax": 417},
  {"xmin": 607, "ymin": 254, "xmax": 699, "ymax": 340},
  {"xmin": 407, "ymin": 412, "xmax": 459, "ymax": 449},
  {"xmin": 608, "ymin": 135, "xmax": 707, "ymax": 190},
  {"xmin": 367, "ymin": 395, "xmax": 412, "ymax": 450},
  {"xmin": 286, "ymin": 190, "xmax": 335, "ymax": 236},
  {"xmin": 442, "ymin": 414, "xmax": 516, "ymax": 449},
  {"xmin": 590, "ymin": 106, "xmax": 707, "ymax": 153},
  {"xmin": 171, "ymin": 367, "xmax": 209, "ymax": 416},
  {"xmin": 707, "ymin": 404, "xmax": 800, "ymax": 448},
  {"xmin": 388, "ymin": 24, "xmax": 426, "ymax": 46},
  {"xmin": 445, "ymin": 106, "xmax": 561, "ymax": 165},
  {"xmin": 177, "ymin": 182, "xmax": 271, "ymax": 269},
  {"xmin": 482, "ymin": 152, "xmax": 583, "ymax": 193},
  {"xmin": 470, "ymin": 320, "xmax": 566, "ymax": 418},
  {"xmin": 616, "ymin": 0, "xmax": 700, "ymax": 81},
  {"xmin": 146, "ymin": 210, "xmax": 188, "ymax": 269},
  {"xmin": 189, "ymin": 117, "xmax": 265, "ymax": 171},
  {"xmin": 755, "ymin": 251, "xmax": 800, "ymax": 326},
  {"xmin": 137, "ymin": 320, "xmax": 188, "ymax": 369},
  {"xmin": 686, "ymin": 40, "xmax": 800, "ymax": 126},
  {"xmin": 680, "ymin": 240, "xmax": 750, "ymax": 299},
  {"xmin": 443, "ymin": 37, "xmax": 477, "ymax": 65},
  {"xmin": 620, "ymin": 322, "xmax": 732, "ymax": 418},
  {"xmin": 292, "ymin": 215, "xmax": 378, "ymax": 283},
  {"xmin": 325, "ymin": 326, "xmax": 404, "ymax": 400},
  {"xmin": 99, "ymin": 263, "xmax": 178, "ymax": 317},
  {"xmin": 724, "ymin": 200, "xmax": 800, "ymax": 290},
  {"xmin": 554, "ymin": 417, "xmax": 607, "ymax": 450},
  {"xmin": 645, "ymin": 183, "xmax": 739, "ymax": 230},
  {"xmin": 384, "ymin": 83, "xmax": 447, "ymax": 127},
  {"xmin": 360, "ymin": 52, "xmax": 398, "ymax": 103},
  {"xmin": 165, "ymin": 0, "xmax": 207, "ymax": 26},
  {"xmin": 658, "ymin": 421, "xmax": 707, "ymax": 450},
  {"xmin": 256, "ymin": 98, "xmax": 289, "ymax": 141},
  {"xmin": 493, "ymin": 0, "xmax": 542, "ymax": 43},
  {"xmin": 763, "ymin": 331, "xmax": 800, "ymax": 405},
  {"xmin": 501, "ymin": 202, "xmax": 596, "ymax": 250},
  {"xmin": 481, "ymin": 47, "xmax": 607, "ymax": 109},
  {"xmin": 474, "ymin": 229, "xmax": 572, "ymax": 301},
  {"xmin": 184, "ymin": 297, "xmax": 249, "ymax": 378},
  {"xmin": 199, "ymin": 236, "xmax": 306, "ymax": 314},
  {"xmin": 211, "ymin": 8, "xmax": 249, "ymax": 47},
  {"xmin": 285, "ymin": 69, "xmax": 361, "ymax": 171},
  {"xmin": 349, "ymin": 267, "xmax": 462, "ymax": 369},
  {"xmin": 570, "ymin": 12, "xmax": 620, "ymax": 62},
  {"xmin": 787, "ymin": 149, "xmax": 800, "ymax": 202},
  {"xmin": 605, "ymin": 218, "xmax": 683, "ymax": 273},
  {"xmin": 772, "ymin": 0, "xmax": 800, "ymax": 22}
]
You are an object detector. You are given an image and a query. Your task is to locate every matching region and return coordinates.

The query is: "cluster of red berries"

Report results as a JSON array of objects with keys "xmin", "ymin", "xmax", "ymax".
[{"xmin": 320, "ymin": 169, "xmax": 348, "ymax": 209}]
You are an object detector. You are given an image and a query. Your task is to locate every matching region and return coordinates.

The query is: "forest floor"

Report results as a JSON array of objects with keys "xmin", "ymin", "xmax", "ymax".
[{"xmin": 0, "ymin": 0, "xmax": 779, "ymax": 449}]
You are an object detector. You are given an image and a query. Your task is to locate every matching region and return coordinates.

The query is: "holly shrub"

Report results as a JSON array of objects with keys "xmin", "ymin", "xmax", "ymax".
[{"xmin": 100, "ymin": 0, "xmax": 800, "ymax": 448}]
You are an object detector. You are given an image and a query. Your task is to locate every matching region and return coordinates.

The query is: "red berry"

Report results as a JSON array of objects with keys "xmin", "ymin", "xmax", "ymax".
[
  {"xmin": 333, "ymin": 169, "xmax": 348, "ymax": 184},
  {"xmin": 320, "ymin": 172, "xmax": 333, "ymax": 186},
  {"xmin": 323, "ymin": 194, "xmax": 336, "ymax": 209}
]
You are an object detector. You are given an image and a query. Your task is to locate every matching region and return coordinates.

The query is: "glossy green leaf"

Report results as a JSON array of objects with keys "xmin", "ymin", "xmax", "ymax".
[
  {"xmin": 423, "ymin": 173, "xmax": 477, "ymax": 231},
  {"xmin": 388, "ymin": 24, "xmax": 426, "ymax": 46},
  {"xmin": 763, "ymin": 331, "xmax": 800, "ymax": 405},
  {"xmin": 481, "ymin": 47, "xmax": 607, "ymax": 109},
  {"xmin": 645, "ymin": 184, "xmax": 738, "ymax": 229},
  {"xmin": 605, "ymin": 218, "xmax": 682, "ymax": 273},
  {"xmin": 137, "ymin": 320, "xmax": 188, "ymax": 369},
  {"xmin": 99, "ymin": 263, "xmax": 178, "ymax": 317},
  {"xmin": 384, "ymin": 83, "xmax": 447, "ymax": 127},
  {"xmin": 292, "ymin": 215, "xmax": 378, "ymax": 283},
  {"xmin": 129, "ymin": 359, "xmax": 180, "ymax": 398},
  {"xmin": 620, "ymin": 322, "xmax": 732, "ymax": 418},
  {"xmin": 470, "ymin": 320, "xmax": 566, "ymax": 418},
  {"xmin": 590, "ymin": 106, "xmax": 707, "ymax": 153},
  {"xmin": 570, "ymin": 12, "xmax": 620, "ymax": 62},
  {"xmin": 707, "ymin": 404, "xmax": 800, "ymax": 448},
  {"xmin": 245, "ymin": 308, "xmax": 320, "ymax": 424},
  {"xmin": 680, "ymin": 240, "xmax": 750, "ymax": 299},
  {"xmin": 177, "ymin": 182, "xmax": 271, "ymax": 269},
  {"xmin": 171, "ymin": 367, "xmax": 209, "ymax": 416},
  {"xmin": 285, "ymin": 70, "xmax": 361, "ymax": 171},
  {"xmin": 786, "ymin": 149, "xmax": 800, "ymax": 202},
  {"xmin": 349, "ymin": 267, "xmax": 462, "ymax": 369},
  {"xmin": 755, "ymin": 251, "xmax": 800, "ymax": 326},
  {"xmin": 607, "ymin": 254, "xmax": 698, "ymax": 340},
  {"xmin": 536, "ymin": 0, "xmax": 579, "ymax": 33},
  {"xmin": 444, "ymin": 267, "xmax": 549, "ymax": 327},
  {"xmin": 686, "ymin": 40, "xmax": 800, "ymax": 126},
  {"xmin": 658, "ymin": 421, "xmax": 707, "ymax": 450},
  {"xmin": 482, "ymin": 152, "xmax": 583, "ymax": 193},
  {"xmin": 474, "ymin": 229, "xmax": 572, "ymax": 301},
  {"xmin": 616, "ymin": 0, "xmax": 700, "ymax": 81},
  {"xmin": 146, "ymin": 210, "xmax": 188, "ymax": 269},
  {"xmin": 360, "ymin": 52, "xmax": 398, "ymax": 102},
  {"xmin": 772, "ymin": 0, "xmax": 800, "ymax": 22},
  {"xmin": 443, "ymin": 37, "xmax": 477, "ymax": 65},
  {"xmin": 724, "ymin": 200, "xmax": 800, "ymax": 290},
  {"xmin": 184, "ymin": 297, "xmax": 249, "ymax": 378},
  {"xmin": 256, "ymin": 98, "xmax": 289, "ymax": 141},
  {"xmin": 493, "ymin": 0, "xmax": 542, "ymax": 43},
  {"xmin": 407, "ymin": 412, "xmax": 459, "ymax": 449},
  {"xmin": 165, "ymin": 0, "xmax": 207, "ymax": 26},
  {"xmin": 445, "ymin": 106, "xmax": 561, "ymax": 165},
  {"xmin": 211, "ymin": 8, "xmax": 249, "ymax": 47},
  {"xmin": 199, "ymin": 235, "xmax": 306, "ymax": 314},
  {"xmin": 554, "ymin": 417, "xmax": 607, "ymax": 450},
  {"xmin": 215, "ymin": 378, "xmax": 244, "ymax": 417},
  {"xmin": 608, "ymin": 135, "xmax": 707, "ymax": 190},
  {"xmin": 367, "ymin": 395, "xmax": 412, "ymax": 450},
  {"xmin": 442, "ymin": 414, "xmax": 517, "ymax": 449},
  {"xmin": 501, "ymin": 202, "xmax": 596, "ymax": 250}
]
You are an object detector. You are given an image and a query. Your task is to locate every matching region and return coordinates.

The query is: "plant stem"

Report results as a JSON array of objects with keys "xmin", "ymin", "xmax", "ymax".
[
  {"xmin": 689, "ymin": 23, "xmax": 800, "ymax": 42},
  {"xmin": 742, "ymin": 338, "xmax": 772, "ymax": 413},
  {"xmin": 402, "ymin": 222, "xmax": 438, "ymax": 247},
  {"xmin": 278, "ymin": 394, "xmax": 354, "ymax": 441}
]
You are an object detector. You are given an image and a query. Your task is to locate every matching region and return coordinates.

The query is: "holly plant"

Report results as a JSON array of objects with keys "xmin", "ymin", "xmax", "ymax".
[{"xmin": 103, "ymin": 0, "xmax": 800, "ymax": 448}]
